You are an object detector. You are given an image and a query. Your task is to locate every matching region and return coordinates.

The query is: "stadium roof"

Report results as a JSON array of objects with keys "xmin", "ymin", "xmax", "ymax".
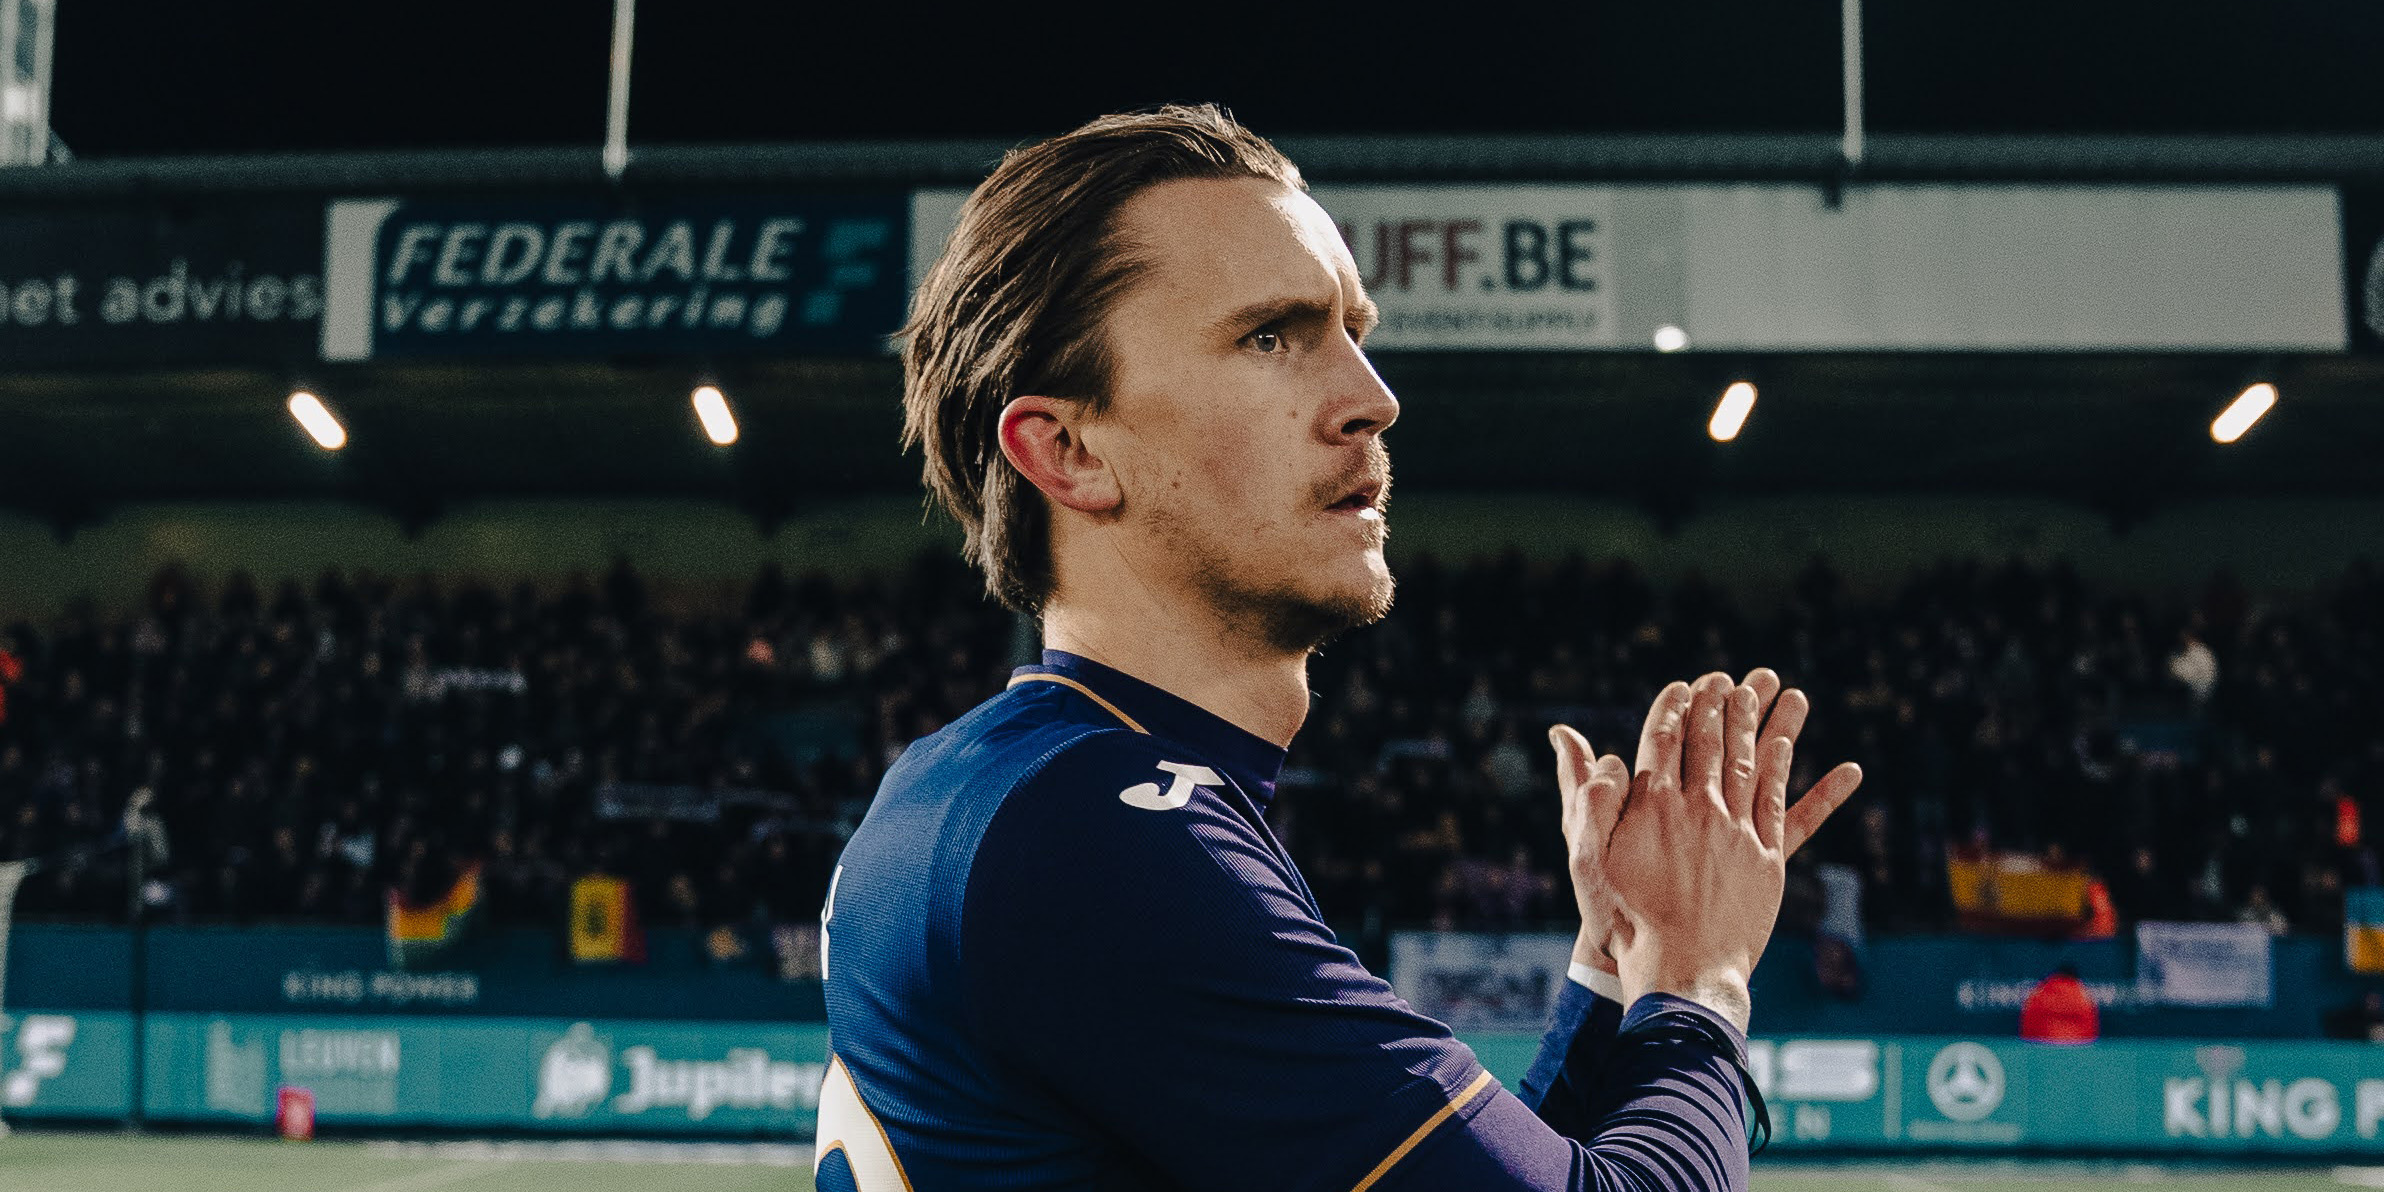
[
  {"xmin": 1, "ymin": 135, "xmax": 2379, "ymax": 532},
  {"xmin": 3, "ymin": 133, "xmax": 2384, "ymax": 198},
  {"xmin": 4, "ymin": 351, "xmax": 2379, "ymax": 536}
]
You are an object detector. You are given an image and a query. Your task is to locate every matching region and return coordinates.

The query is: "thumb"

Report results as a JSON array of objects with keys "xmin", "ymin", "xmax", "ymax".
[
  {"xmin": 1552, "ymin": 724, "xmax": 1625, "ymax": 855},
  {"xmin": 1549, "ymin": 723, "xmax": 1595, "ymax": 795}
]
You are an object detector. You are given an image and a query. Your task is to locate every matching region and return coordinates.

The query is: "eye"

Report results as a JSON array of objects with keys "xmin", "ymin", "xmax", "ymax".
[{"xmin": 1246, "ymin": 323, "xmax": 1288, "ymax": 354}]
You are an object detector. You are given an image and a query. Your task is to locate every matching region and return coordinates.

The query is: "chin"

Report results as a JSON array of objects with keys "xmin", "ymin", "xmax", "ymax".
[{"xmin": 1264, "ymin": 563, "xmax": 1395, "ymax": 656}]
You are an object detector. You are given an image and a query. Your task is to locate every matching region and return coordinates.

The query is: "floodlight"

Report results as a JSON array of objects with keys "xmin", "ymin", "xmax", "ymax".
[
  {"xmin": 692, "ymin": 385, "xmax": 739, "ymax": 446},
  {"xmin": 286, "ymin": 391, "xmax": 347, "ymax": 451},
  {"xmin": 2211, "ymin": 383, "xmax": 2276, "ymax": 444},
  {"xmin": 1709, "ymin": 382, "xmax": 1757, "ymax": 442}
]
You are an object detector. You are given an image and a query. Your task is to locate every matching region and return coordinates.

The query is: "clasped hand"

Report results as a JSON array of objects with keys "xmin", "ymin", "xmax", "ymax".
[{"xmin": 1548, "ymin": 670, "xmax": 1863, "ymax": 1032}]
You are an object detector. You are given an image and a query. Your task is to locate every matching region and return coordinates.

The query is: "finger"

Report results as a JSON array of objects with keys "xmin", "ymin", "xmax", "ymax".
[
  {"xmin": 1741, "ymin": 667, "xmax": 1782, "ymax": 725},
  {"xmin": 1683, "ymin": 672, "xmax": 1731, "ymax": 813},
  {"xmin": 1754, "ymin": 710, "xmax": 1790, "ymax": 824},
  {"xmin": 1549, "ymin": 724, "xmax": 1590, "ymax": 799},
  {"xmin": 1765, "ymin": 686, "xmax": 1812, "ymax": 747},
  {"xmin": 1725, "ymin": 683, "xmax": 1761, "ymax": 823},
  {"xmin": 1784, "ymin": 762, "xmax": 1866, "ymax": 854},
  {"xmin": 1588, "ymin": 751, "xmax": 1631, "ymax": 853},
  {"xmin": 1754, "ymin": 736, "xmax": 1790, "ymax": 852},
  {"xmin": 1549, "ymin": 723, "xmax": 1596, "ymax": 834},
  {"xmin": 1635, "ymin": 680, "xmax": 1693, "ymax": 794}
]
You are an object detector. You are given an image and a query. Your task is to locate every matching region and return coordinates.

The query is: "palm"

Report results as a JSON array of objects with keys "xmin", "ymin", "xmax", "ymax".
[{"xmin": 1553, "ymin": 668, "xmax": 1864, "ymax": 976}]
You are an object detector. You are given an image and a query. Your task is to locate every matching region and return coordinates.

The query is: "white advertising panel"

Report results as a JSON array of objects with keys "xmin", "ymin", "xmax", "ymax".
[
  {"xmin": 2138, "ymin": 920, "xmax": 2275, "ymax": 1008},
  {"xmin": 909, "ymin": 183, "xmax": 2344, "ymax": 352},
  {"xmin": 1387, "ymin": 930, "xmax": 1572, "ymax": 1032}
]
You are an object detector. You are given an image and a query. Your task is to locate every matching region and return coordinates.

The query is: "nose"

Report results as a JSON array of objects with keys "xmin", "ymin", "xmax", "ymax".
[{"xmin": 1322, "ymin": 342, "xmax": 1400, "ymax": 444}]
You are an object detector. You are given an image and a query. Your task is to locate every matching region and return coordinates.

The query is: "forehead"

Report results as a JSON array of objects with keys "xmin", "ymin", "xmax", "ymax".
[{"xmin": 1110, "ymin": 176, "xmax": 1355, "ymax": 309}]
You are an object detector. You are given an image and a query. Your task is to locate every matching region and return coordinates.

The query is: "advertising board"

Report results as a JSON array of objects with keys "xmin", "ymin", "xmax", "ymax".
[
  {"xmin": 0, "ymin": 1010, "xmax": 133, "ymax": 1118},
  {"xmin": 1387, "ymin": 930, "xmax": 1575, "ymax": 1031},
  {"xmin": 142, "ymin": 1012, "xmax": 830, "ymax": 1135},
  {"xmin": 1466, "ymin": 1032, "xmax": 2384, "ymax": 1154},
  {"xmin": 0, "ymin": 202, "xmax": 323, "ymax": 368},
  {"xmin": 913, "ymin": 183, "xmax": 2342, "ymax": 353},
  {"xmin": 21, "ymin": 999, "xmax": 2384, "ymax": 1154},
  {"xmin": 320, "ymin": 194, "xmax": 909, "ymax": 362}
]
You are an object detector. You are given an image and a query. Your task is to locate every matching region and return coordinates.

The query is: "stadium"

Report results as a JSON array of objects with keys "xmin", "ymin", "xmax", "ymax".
[{"xmin": 3, "ymin": 2, "xmax": 2384, "ymax": 1190}]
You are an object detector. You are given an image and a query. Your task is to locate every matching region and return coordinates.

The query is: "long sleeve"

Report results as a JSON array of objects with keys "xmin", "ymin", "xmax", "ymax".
[
  {"xmin": 1518, "ymin": 966, "xmax": 1627, "ymax": 1135},
  {"xmin": 961, "ymin": 731, "xmax": 1754, "ymax": 1192}
]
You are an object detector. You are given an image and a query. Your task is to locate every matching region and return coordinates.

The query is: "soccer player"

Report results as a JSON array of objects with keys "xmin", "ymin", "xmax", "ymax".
[{"xmin": 816, "ymin": 105, "xmax": 1863, "ymax": 1192}]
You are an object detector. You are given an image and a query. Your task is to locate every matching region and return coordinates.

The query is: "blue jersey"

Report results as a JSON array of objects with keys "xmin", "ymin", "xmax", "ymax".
[{"xmin": 818, "ymin": 649, "xmax": 1754, "ymax": 1192}]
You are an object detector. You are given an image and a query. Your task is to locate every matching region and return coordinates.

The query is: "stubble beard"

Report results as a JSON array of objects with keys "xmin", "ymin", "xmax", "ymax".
[{"xmin": 1188, "ymin": 530, "xmax": 1396, "ymax": 656}]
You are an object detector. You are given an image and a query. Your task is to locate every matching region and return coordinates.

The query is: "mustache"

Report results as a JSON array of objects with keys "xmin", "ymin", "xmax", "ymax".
[{"xmin": 1315, "ymin": 443, "xmax": 1393, "ymax": 509}]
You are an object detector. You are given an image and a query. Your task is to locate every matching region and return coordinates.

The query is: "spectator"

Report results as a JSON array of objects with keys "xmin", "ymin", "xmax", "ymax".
[
  {"xmin": 0, "ymin": 550, "xmax": 2377, "ymax": 947},
  {"xmin": 2020, "ymin": 962, "xmax": 2101, "ymax": 1043}
]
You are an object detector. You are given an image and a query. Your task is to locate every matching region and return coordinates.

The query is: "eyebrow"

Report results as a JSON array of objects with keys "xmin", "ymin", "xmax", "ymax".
[{"xmin": 1209, "ymin": 293, "xmax": 1382, "ymax": 341}]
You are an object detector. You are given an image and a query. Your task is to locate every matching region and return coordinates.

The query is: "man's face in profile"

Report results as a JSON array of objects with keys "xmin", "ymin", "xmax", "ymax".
[{"xmin": 1083, "ymin": 176, "xmax": 1400, "ymax": 652}]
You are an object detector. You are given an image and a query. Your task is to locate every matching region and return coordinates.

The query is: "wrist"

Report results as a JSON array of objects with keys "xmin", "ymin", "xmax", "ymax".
[
  {"xmin": 1571, "ymin": 929, "xmax": 1617, "ymax": 977},
  {"xmin": 1654, "ymin": 974, "xmax": 1752, "ymax": 1035},
  {"xmin": 1619, "ymin": 957, "xmax": 1754, "ymax": 1034}
]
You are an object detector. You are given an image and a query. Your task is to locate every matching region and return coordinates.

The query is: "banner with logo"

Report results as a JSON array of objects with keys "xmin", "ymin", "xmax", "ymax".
[
  {"xmin": 37, "ymin": 1003, "xmax": 2384, "ymax": 1152},
  {"xmin": 142, "ymin": 1011, "xmax": 829, "ymax": 1134},
  {"xmin": 2346, "ymin": 190, "xmax": 2384, "ymax": 354},
  {"xmin": 0, "ymin": 1010, "xmax": 134, "ymax": 1118},
  {"xmin": 1387, "ymin": 930, "xmax": 1572, "ymax": 1031},
  {"xmin": 2137, "ymin": 921, "xmax": 2274, "ymax": 1008},
  {"xmin": 320, "ymin": 194, "xmax": 908, "ymax": 362},
  {"xmin": 1463, "ymin": 1032, "xmax": 2384, "ymax": 1154},
  {"xmin": 909, "ymin": 184, "xmax": 2342, "ymax": 353},
  {"xmin": 0, "ymin": 202, "xmax": 324, "ymax": 369},
  {"xmin": 1314, "ymin": 186, "xmax": 1625, "ymax": 349}
]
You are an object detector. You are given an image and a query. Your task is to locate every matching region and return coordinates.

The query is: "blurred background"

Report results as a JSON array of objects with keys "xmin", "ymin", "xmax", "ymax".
[{"xmin": 2, "ymin": 1, "xmax": 2383, "ymax": 1189}]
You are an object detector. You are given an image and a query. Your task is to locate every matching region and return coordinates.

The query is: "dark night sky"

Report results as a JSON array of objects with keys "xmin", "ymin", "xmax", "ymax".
[{"xmin": 47, "ymin": 1, "xmax": 2384, "ymax": 158}]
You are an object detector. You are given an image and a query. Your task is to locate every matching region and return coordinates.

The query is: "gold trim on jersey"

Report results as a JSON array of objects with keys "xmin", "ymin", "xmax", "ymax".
[
  {"xmin": 815, "ymin": 1053, "xmax": 916, "ymax": 1192},
  {"xmin": 1005, "ymin": 673, "xmax": 1150, "ymax": 735},
  {"xmin": 1349, "ymin": 1069, "xmax": 1499, "ymax": 1192}
]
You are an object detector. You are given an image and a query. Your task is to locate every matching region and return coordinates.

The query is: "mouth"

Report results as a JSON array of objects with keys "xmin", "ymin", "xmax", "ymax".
[{"xmin": 1327, "ymin": 480, "xmax": 1385, "ymax": 519}]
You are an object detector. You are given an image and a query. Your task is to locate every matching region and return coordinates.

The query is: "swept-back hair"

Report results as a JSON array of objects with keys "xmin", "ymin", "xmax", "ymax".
[{"xmin": 900, "ymin": 104, "xmax": 1303, "ymax": 613}]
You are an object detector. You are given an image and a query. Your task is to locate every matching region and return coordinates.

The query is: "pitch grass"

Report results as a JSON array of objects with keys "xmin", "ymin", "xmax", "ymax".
[
  {"xmin": 5, "ymin": 1132, "xmax": 2384, "ymax": 1192},
  {"xmin": 0, "ymin": 1131, "xmax": 816, "ymax": 1192},
  {"xmin": 1755, "ymin": 1159, "xmax": 2384, "ymax": 1192}
]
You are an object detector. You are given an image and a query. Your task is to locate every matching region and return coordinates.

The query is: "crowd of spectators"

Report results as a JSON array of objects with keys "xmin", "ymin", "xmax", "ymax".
[{"xmin": 1, "ymin": 550, "xmax": 2378, "ymax": 960}]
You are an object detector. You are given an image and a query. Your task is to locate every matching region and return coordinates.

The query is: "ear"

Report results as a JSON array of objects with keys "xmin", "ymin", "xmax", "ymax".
[{"xmin": 997, "ymin": 396, "xmax": 1121, "ymax": 514}]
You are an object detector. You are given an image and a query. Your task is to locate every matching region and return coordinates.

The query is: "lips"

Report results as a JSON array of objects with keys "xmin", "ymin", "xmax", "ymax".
[{"xmin": 1329, "ymin": 480, "xmax": 1384, "ymax": 513}]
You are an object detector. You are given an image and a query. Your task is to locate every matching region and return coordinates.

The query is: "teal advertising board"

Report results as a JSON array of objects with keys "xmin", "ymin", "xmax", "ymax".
[
  {"xmin": 140, "ymin": 1013, "xmax": 830, "ymax": 1135},
  {"xmin": 1471, "ymin": 1033, "xmax": 2384, "ymax": 1153},
  {"xmin": 0, "ymin": 1011, "xmax": 133, "ymax": 1118},
  {"xmin": 23, "ymin": 1001, "xmax": 2384, "ymax": 1152}
]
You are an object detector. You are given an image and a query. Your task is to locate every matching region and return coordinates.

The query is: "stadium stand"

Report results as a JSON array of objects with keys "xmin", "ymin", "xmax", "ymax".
[{"xmin": 3, "ymin": 550, "xmax": 2376, "ymax": 955}]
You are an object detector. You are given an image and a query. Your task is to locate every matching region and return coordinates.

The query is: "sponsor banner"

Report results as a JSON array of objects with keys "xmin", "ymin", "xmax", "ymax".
[
  {"xmin": 1315, "ymin": 186, "xmax": 1624, "ymax": 349},
  {"xmin": 129, "ymin": 924, "xmax": 821, "ymax": 1021},
  {"xmin": 320, "ymin": 194, "xmax": 908, "ymax": 362},
  {"xmin": 0, "ymin": 1010, "xmax": 134, "ymax": 1118},
  {"xmin": 143, "ymin": 1011, "xmax": 829, "ymax": 1134},
  {"xmin": 2347, "ymin": 190, "xmax": 2384, "ymax": 353},
  {"xmin": 33, "ymin": 1001, "xmax": 2384, "ymax": 1152},
  {"xmin": 0, "ymin": 202, "xmax": 324, "ymax": 369},
  {"xmin": 1387, "ymin": 930, "xmax": 1571, "ymax": 1032},
  {"xmin": 1464, "ymin": 1033, "xmax": 2384, "ymax": 1153},
  {"xmin": 2138, "ymin": 921, "xmax": 2275, "ymax": 1008},
  {"xmin": 908, "ymin": 183, "xmax": 2341, "ymax": 352},
  {"xmin": 909, "ymin": 185, "xmax": 1659, "ymax": 353}
]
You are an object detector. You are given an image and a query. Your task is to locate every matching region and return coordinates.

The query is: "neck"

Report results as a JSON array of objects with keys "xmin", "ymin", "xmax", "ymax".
[{"xmin": 1038, "ymin": 591, "xmax": 1311, "ymax": 749}]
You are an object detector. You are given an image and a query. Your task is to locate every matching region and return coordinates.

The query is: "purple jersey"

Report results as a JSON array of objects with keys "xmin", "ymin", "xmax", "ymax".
[{"xmin": 818, "ymin": 649, "xmax": 1753, "ymax": 1191}]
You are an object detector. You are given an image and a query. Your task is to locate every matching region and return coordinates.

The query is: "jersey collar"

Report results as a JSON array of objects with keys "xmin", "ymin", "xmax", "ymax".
[{"xmin": 1011, "ymin": 649, "xmax": 1288, "ymax": 809}]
